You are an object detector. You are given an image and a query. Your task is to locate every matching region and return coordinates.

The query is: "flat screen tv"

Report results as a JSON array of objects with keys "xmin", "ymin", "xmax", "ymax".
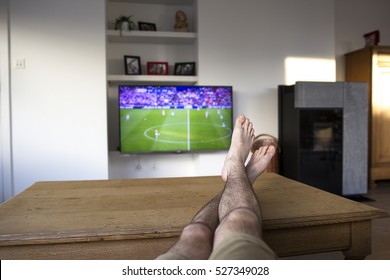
[{"xmin": 118, "ymin": 85, "xmax": 233, "ymax": 153}]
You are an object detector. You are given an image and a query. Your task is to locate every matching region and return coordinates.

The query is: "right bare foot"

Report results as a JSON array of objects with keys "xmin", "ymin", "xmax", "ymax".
[
  {"xmin": 221, "ymin": 114, "xmax": 255, "ymax": 181},
  {"xmin": 246, "ymin": 145, "xmax": 276, "ymax": 185}
]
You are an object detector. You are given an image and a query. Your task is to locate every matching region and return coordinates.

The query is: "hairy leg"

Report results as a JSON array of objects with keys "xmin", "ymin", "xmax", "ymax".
[
  {"xmin": 219, "ymin": 114, "xmax": 257, "ymax": 219},
  {"xmin": 158, "ymin": 115, "xmax": 275, "ymax": 259},
  {"xmin": 162, "ymin": 192, "xmax": 222, "ymax": 259},
  {"xmin": 215, "ymin": 115, "xmax": 275, "ymax": 249}
]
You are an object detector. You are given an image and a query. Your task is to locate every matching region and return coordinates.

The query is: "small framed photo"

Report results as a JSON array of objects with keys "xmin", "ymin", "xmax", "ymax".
[
  {"xmin": 363, "ymin": 30, "xmax": 380, "ymax": 47},
  {"xmin": 147, "ymin": 62, "xmax": 169, "ymax": 75},
  {"xmin": 124, "ymin": 55, "xmax": 141, "ymax": 75},
  {"xmin": 174, "ymin": 62, "xmax": 196, "ymax": 76},
  {"xmin": 138, "ymin": 21, "xmax": 157, "ymax": 31}
]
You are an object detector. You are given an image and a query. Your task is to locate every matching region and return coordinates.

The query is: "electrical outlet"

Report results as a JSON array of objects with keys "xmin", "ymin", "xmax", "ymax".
[{"xmin": 14, "ymin": 59, "xmax": 25, "ymax": 69}]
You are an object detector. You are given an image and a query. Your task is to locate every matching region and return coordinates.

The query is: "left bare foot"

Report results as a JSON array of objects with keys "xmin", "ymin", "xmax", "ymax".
[{"xmin": 246, "ymin": 145, "xmax": 276, "ymax": 185}]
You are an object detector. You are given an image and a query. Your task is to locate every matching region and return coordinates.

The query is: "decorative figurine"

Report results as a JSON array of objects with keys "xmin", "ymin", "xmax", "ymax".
[{"xmin": 174, "ymin": 10, "xmax": 188, "ymax": 32}]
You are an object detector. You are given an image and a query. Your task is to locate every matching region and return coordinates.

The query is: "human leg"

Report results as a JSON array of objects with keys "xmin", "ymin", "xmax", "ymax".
[
  {"xmin": 156, "ymin": 192, "xmax": 222, "ymax": 260},
  {"xmin": 216, "ymin": 144, "xmax": 276, "ymax": 242},
  {"xmin": 218, "ymin": 114, "xmax": 259, "ymax": 222},
  {"xmin": 158, "ymin": 114, "xmax": 275, "ymax": 260},
  {"xmin": 221, "ymin": 114, "xmax": 254, "ymax": 182},
  {"xmin": 214, "ymin": 114, "xmax": 275, "ymax": 256}
]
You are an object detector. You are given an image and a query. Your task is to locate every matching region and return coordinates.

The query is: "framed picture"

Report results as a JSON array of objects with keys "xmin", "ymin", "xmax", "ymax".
[
  {"xmin": 147, "ymin": 62, "xmax": 169, "ymax": 75},
  {"xmin": 124, "ymin": 55, "xmax": 141, "ymax": 75},
  {"xmin": 363, "ymin": 30, "xmax": 380, "ymax": 47},
  {"xmin": 174, "ymin": 62, "xmax": 196, "ymax": 76},
  {"xmin": 138, "ymin": 21, "xmax": 157, "ymax": 31}
]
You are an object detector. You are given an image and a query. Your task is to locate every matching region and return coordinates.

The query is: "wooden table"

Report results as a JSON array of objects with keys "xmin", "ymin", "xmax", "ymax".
[{"xmin": 0, "ymin": 173, "xmax": 387, "ymax": 259}]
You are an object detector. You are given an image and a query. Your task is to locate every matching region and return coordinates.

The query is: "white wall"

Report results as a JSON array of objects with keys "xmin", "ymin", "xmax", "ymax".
[
  {"xmin": 6, "ymin": 0, "xmax": 109, "ymax": 197},
  {"xmin": 198, "ymin": 0, "xmax": 336, "ymax": 132},
  {"xmin": 195, "ymin": 0, "xmax": 336, "ymax": 176}
]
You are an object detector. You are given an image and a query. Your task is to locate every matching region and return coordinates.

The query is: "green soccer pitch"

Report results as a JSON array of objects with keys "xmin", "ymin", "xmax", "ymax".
[{"xmin": 120, "ymin": 108, "xmax": 232, "ymax": 153}]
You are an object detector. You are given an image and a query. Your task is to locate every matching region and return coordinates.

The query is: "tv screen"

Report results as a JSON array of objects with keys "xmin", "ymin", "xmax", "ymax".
[{"xmin": 118, "ymin": 85, "xmax": 233, "ymax": 153}]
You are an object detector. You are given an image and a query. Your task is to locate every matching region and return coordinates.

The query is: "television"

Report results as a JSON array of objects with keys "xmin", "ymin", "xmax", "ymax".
[{"xmin": 118, "ymin": 85, "xmax": 233, "ymax": 153}]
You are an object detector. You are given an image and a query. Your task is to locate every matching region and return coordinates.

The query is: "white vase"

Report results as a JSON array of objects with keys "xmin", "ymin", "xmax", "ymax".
[{"xmin": 121, "ymin": 21, "xmax": 129, "ymax": 31}]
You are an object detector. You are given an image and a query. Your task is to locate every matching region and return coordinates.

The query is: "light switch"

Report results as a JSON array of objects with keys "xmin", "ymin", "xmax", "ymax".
[{"xmin": 14, "ymin": 59, "xmax": 25, "ymax": 69}]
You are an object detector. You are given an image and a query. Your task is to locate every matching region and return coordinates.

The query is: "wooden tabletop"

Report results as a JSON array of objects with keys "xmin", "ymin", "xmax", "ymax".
[{"xmin": 0, "ymin": 173, "xmax": 387, "ymax": 247}]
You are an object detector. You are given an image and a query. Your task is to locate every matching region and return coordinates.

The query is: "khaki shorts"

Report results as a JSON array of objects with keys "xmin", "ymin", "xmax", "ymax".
[{"xmin": 156, "ymin": 234, "xmax": 277, "ymax": 260}]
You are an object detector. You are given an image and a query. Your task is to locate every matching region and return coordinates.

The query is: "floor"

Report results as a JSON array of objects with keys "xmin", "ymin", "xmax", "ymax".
[{"xmin": 283, "ymin": 180, "xmax": 390, "ymax": 260}]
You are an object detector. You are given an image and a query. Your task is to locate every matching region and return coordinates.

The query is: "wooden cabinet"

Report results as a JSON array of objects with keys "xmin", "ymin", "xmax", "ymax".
[{"xmin": 345, "ymin": 46, "xmax": 390, "ymax": 185}]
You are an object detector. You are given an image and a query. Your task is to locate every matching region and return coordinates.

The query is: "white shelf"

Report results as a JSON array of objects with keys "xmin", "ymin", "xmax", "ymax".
[
  {"xmin": 107, "ymin": 30, "xmax": 197, "ymax": 44},
  {"xmin": 109, "ymin": 0, "xmax": 194, "ymax": 5},
  {"xmin": 107, "ymin": 74, "xmax": 198, "ymax": 85}
]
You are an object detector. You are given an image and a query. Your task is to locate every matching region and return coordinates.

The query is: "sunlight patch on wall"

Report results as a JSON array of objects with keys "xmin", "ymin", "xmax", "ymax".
[{"xmin": 285, "ymin": 57, "xmax": 336, "ymax": 85}]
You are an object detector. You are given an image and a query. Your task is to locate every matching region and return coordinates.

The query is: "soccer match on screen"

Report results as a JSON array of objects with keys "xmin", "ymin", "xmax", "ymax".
[{"xmin": 119, "ymin": 85, "xmax": 233, "ymax": 153}]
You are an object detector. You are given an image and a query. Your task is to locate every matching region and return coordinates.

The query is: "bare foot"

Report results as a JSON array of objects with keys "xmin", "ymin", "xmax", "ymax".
[
  {"xmin": 221, "ymin": 114, "xmax": 255, "ymax": 181},
  {"xmin": 245, "ymin": 145, "xmax": 276, "ymax": 185}
]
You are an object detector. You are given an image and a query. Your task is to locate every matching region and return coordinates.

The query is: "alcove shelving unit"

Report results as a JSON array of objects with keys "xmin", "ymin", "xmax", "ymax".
[{"xmin": 106, "ymin": 0, "xmax": 198, "ymax": 85}]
